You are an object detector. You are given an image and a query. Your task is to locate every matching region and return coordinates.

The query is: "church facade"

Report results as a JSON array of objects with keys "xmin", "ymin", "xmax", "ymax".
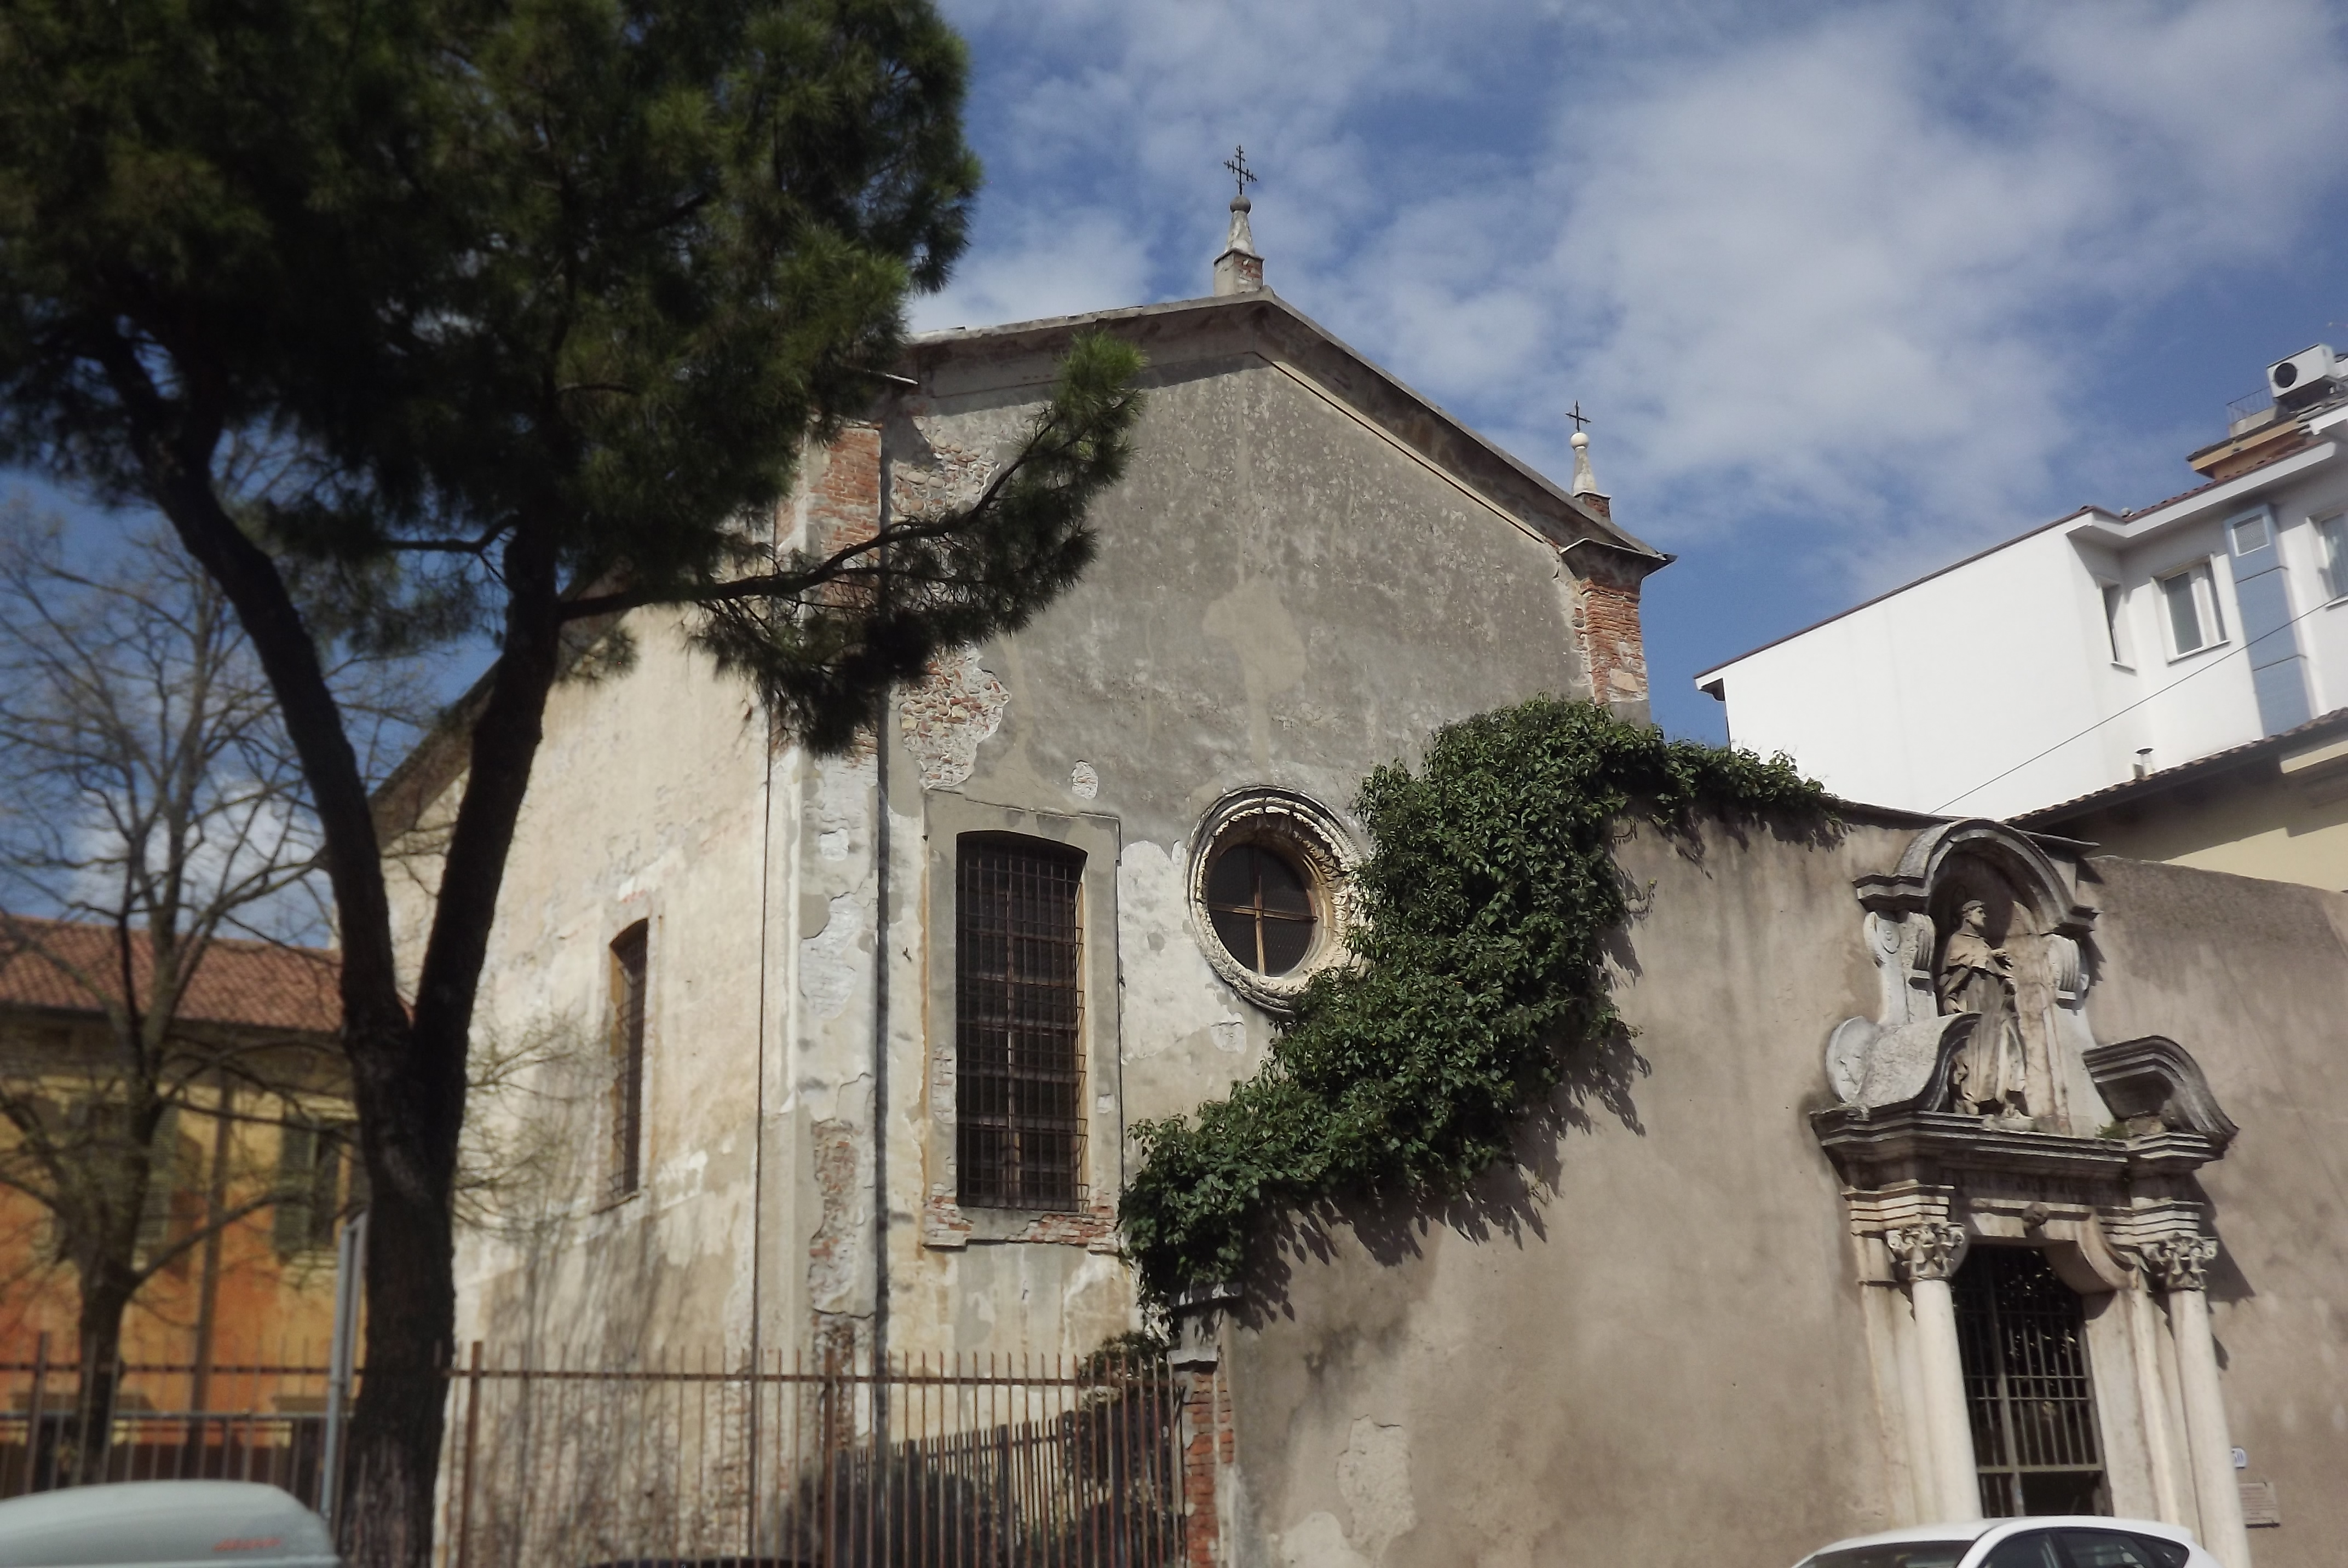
[{"xmin": 378, "ymin": 242, "xmax": 1661, "ymax": 1375}]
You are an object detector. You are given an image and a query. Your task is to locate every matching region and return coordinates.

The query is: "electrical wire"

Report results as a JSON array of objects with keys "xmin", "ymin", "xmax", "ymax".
[{"xmin": 1930, "ymin": 592, "xmax": 2340, "ymax": 814}]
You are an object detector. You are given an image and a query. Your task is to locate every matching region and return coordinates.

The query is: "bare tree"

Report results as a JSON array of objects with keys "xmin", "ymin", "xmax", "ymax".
[{"xmin": 0, "ymin": 503, "xmax": 415, "ymax": 1481}]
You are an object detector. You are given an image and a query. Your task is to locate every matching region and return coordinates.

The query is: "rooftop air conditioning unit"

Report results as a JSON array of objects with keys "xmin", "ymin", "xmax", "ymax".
[{"xmin": 2267, "ymin": 343, "xmax": 2339, "ymax": 411}]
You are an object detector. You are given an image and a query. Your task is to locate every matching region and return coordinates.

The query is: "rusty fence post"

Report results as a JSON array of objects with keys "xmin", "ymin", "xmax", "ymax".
[
  {"xmin": 21, "ymin": 1332, "xmax": 49, "ymax": 1497},
  {"xmin": 456, "ymin": 1341, "xmax": 483, "ymax": 1568}
]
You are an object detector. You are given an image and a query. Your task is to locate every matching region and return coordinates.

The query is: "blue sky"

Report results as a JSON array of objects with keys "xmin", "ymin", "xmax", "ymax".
[
  {"xmin": 13, "ymin": 1, "xmax": 2348, "ymax": 743},
  {"xmin": 917, "ymin": 0, "xmax": 2348, "ymax": 739}
]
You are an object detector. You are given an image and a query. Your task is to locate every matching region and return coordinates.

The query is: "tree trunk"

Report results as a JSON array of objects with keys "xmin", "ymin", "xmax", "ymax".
[
  {"xmin": 70, "ymin": 1264, "xmax": 136, "ymax": 1486},
  {"xmin": 339, "ymin": 523, "xmax": 566, "ymax": 1567},
  {"xmin": 136, "ymin": 382, "xmax": 584, "ymax": 1567},
  {"xmin": 337, "ymin": 1049, "xmax": 455, "ymax": 1564}
]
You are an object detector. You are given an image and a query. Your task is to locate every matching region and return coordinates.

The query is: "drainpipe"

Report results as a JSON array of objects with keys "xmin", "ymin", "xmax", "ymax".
[
  {"xmin": 320, "ymin": 1208, "xmax": 367, "ymax": 1530},
  {"xmin": 871, "ymin": 424, "xmax": 894, "ymax": 1389},
  {"xmin": 747, "ymin": 698, "xmax": 776, "ymax": 1540},
  {"xmin": 189, "ymin": 1079, "xmax": 235, "ymax": 1413}
]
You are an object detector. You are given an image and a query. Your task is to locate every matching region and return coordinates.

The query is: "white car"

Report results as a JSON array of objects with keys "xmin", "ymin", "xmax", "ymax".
[
  {"xmin": 1793, "ymin": 1518, "xmax": 2213, "ymax": 1568},
  {"xmin": 0, "ymin": 1480, "xmax": 338, "ymax": 1566}
]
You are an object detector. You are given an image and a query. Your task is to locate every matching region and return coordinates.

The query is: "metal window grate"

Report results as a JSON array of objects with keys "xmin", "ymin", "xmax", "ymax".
[
  {"xmin": 1956, "ymin": 1246, "xmax": 2105, "ymax": 1517},
  {"xmin": 957, "ymin": 838, "xmax": 1085, "ymax": 1210}
]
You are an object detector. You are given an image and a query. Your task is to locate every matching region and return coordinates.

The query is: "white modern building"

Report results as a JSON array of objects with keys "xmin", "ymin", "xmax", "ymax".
[{"xmin": 1699, "ymin": 349, "xmax": 2348, "ymax": 829}]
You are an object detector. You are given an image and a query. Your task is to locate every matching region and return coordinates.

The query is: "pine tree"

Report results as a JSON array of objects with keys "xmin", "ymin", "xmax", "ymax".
[{"xmin": 0, "ymin": 2, "xmax": 1142, "ymax": 1557}]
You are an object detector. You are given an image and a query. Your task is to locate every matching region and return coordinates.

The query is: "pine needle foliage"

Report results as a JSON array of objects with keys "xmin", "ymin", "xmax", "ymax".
[{"xmin": 1118, "ymin": 696, "xmax": 1828, "ymax": 1306}]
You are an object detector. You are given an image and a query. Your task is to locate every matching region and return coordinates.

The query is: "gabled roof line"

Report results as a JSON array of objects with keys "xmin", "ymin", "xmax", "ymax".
[
  {"xmin": 910, "ymin": 291, "xmax": 1663, "ymax": 561},
  {"xmin": 1699, "ymin": 428, "xmax": 2339, "ymax": 684}
]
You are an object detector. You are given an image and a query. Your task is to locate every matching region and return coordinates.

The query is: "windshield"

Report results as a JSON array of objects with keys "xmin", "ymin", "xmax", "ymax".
[{"xmin": 1798, "ymin": 1543, "xmax": 1974, "ymax": 1568}]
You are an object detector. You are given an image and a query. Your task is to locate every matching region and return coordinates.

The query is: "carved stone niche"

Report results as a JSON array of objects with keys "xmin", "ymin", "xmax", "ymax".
[
  {"xmin": 1815, "ymin": 821, "xmax": 2238, "ymax": 1292},
  {"xmin": 1828, "ymin": 820, "xmax": 2098, "ymax": 1131}
]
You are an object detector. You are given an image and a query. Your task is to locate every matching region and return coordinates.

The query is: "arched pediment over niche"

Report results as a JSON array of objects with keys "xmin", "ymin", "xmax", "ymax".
[{"xmin": 1854, "ymin": 818, "xmax": 2097, "ymax": 938}]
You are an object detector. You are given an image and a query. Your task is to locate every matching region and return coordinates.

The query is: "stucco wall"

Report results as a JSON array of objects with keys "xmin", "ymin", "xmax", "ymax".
[
  {"xmin": 1220, "ymin": 812, "xmax": 1911, "ymax": 1568},
  {"xmin": 2085, "ymin": 856, "xmax": 2348, "ymax": 1565},
  {"xmin": 400, "ymin": 310, "xmax": 1621, "ymax": 1370},
  {"xmin": 2052, "ymin": 768, "xmax": 2348, "ymax": 897},
  {"xmin": 1219, "ymin": 822, "xmax": 2348, "ymax": 1568},
  {"xmin": 874, "ymin": 341, "xmax": 1614, "ymax": 1359}
]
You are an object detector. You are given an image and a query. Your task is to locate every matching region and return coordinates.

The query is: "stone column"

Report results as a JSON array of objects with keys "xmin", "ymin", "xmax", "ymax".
[
  {"xmin": 2148, "ymin": 1238, "xmax": 2250, "ymax": 1568},
  {"xmin": 1890, "ymin": 1223, "xmax": 1981, "ymax": 1522}
]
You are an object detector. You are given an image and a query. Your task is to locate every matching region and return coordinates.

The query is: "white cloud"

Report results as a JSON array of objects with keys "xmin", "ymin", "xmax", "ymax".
[
  {"xmin": 910, "ymin": 207, "xmax": 1153, "ymax": 332},
  {"xmin": 941, "ymin": 0, "xmax": 2348, "ymax": 591}
]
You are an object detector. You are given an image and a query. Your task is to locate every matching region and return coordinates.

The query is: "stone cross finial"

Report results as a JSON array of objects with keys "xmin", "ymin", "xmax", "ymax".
[
  {"xmin": 1568, "ymin": 405, "xmax": 1610, "ymax": 520},
  {"xmin": 1223, "ymin": 145, "xmax": 1257, "ymax": 201},
  {"xmin": 1213, "ymin": 146, "xmax": 1264, "ymax": 297}
]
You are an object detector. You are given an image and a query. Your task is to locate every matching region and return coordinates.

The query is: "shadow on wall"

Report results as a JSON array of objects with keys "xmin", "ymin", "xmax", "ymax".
[
  {"xmin": 454, "ymin": 1011, "xmax": 712, "ymax": 1367},
  {"xmin": 1239, "ymin": 1022, "xmax": 1650, "ymax": 1333},
  {"xmin": 1229, "ymin": 803, "xmax": 1844, "ymax": 1329}
]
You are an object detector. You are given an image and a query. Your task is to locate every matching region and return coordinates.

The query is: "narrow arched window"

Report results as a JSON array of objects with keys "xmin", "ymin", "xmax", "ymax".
[
  {"xmin": 608, "ymin": 920, "xmax": 649, "ymax": 1201},
  {"xmin": 956, "ymin": 835, "xmax": 1084, "ymax": 1210}
]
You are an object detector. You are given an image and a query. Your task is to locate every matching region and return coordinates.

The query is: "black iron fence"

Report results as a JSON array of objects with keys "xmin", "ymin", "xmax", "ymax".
[{"xmin": 3, "ymin": 1342, "xmax": 1189, "ymax": 1568}]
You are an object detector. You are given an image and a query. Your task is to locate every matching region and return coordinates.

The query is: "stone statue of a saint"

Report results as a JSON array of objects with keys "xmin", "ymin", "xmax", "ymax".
[{"xmin": 1937, "ymin": 900, "xmax": 2029, "ymax": 1118}]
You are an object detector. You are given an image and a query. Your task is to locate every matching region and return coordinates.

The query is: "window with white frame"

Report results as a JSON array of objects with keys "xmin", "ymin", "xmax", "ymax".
[
  {"xmin": 2098, "ymin": 582, "xmax": 2132, "ymax": 666},
  {"xmin": 2158, "ymin": 562, "xmax": 2225, "ymax": 657},
  {"xmin": 2320, "ymin": 514, "xmax": 2348, "ymax": 603}
]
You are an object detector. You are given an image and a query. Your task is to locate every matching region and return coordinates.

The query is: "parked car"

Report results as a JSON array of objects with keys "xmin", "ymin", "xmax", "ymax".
[
  {"xmin": 1793, "ymin": 1518, "xmax": 2212, "ymax": 1568},
  {"xmin": 0, "ymin": 1480, "xmax": 337, "ymax": 1567}
]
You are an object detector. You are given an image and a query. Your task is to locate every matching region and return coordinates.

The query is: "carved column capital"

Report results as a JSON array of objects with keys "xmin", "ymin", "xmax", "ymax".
[
  {"xmin": 2141, "ymin": 1235, "xmax": 2219, "ymax": 1293},
  {"xmin": 1887, "ymin": 1222, "xmax": 1971, "ymax": 1283}
]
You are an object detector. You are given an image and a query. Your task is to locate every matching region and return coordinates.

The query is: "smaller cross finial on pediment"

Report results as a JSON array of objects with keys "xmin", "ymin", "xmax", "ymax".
[{"xmin": 1566, "ymin": 401, "xmax": 1591, "ymax": 434}]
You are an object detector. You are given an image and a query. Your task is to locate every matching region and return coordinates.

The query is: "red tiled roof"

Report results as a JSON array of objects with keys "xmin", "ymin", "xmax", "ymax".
[{"xmin": 0, "ymin": 918, "xmax": 340, "ymax": 1035}]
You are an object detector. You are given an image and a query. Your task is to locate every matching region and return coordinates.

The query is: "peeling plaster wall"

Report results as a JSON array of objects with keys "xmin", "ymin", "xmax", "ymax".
[
  {"xmin": 871, "ymin": 342, "xmax": 1610, "ymax": 1359},
  {"xmin": 385, "ymin": 610, "xmax": 780, "ymax": 1364},
  {"xmin": 392, "ymin": 315, "xmax": 1626, "ymax": 1374},
  {"xmin": 1221, "ymin": 820, "xmax": 2348, "ymax": 1568}
]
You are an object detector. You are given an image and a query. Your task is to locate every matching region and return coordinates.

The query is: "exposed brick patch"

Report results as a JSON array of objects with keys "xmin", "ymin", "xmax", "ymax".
[
  {"xmin": 1569, "ymin": 569, "xmax": 1650, "ymax": 711},
  {"xmin": 1179, "ymin": 1365, "xmax": 1233, "ymax": 1568},
  {"xmin": 920, "ymin": 1190, "xmax": 972, "ymax": 1249},
  {"xmin": 807, "ymin": 424, "xmax": 882, "ymax": 561},
  {"xmin": 899, "ymin": 649, "xmax": 1009, "ymax": 789},
  {"xmin": 1016, "ymin": 1204, "xmax": 1119, "ymax": 1249},
  {"xmin": 890, "ymin": 434, "xmax": 994, "ymax": 521},
  {"xmin": 806, "ymin": 1117, "xmax": 862, "ymax": 1312},
  {"xmin": 919, "ymin": 1194, "xmax": 1119, "ymax": 1251}
]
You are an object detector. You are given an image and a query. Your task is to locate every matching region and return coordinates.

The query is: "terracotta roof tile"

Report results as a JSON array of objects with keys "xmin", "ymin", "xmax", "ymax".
[{"xmin": 0, "ymin": 918, "xmax": 340, "ymax": 1035}]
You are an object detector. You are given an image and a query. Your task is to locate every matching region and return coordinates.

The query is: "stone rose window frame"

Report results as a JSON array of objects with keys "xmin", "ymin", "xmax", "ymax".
[{"xmin": 1186, "ymin": 788, "xmax": 1360, "ymax": 1016}]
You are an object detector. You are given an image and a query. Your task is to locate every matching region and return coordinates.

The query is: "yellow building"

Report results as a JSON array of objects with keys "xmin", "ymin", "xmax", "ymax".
[
  {"xmin": 0, "ymin": 920, "xmax": 353, "ymax": 1371},
  {"xmin": 2018, "ymin": 706, "xmax": 2348, "ymax": 892}
]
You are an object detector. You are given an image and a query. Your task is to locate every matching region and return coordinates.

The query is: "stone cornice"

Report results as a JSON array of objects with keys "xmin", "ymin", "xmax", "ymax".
[{"xmin": 1813, "ymin": 1105, "xmax": 2160, "ymax": 1183}]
